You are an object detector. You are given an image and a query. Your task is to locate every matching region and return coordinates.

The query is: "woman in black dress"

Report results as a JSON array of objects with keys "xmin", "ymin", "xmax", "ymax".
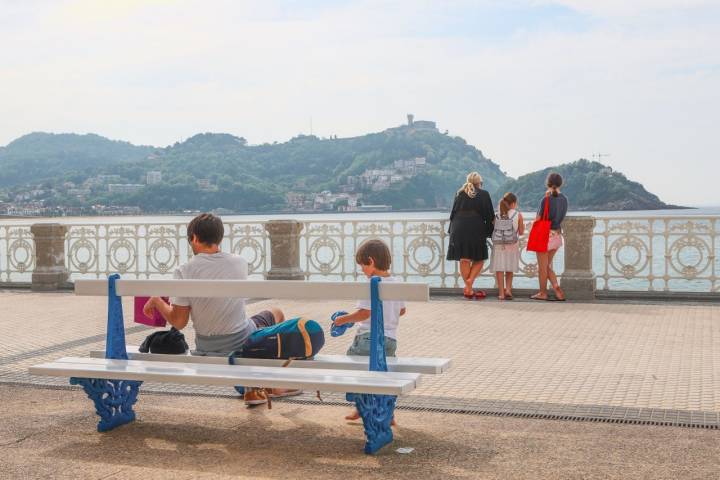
[{"xmin": 447, "ymin": 172, "xmax": 495, "ymax": 299}]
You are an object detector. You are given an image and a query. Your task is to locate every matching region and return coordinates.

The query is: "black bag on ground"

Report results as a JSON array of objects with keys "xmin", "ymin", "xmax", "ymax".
[{"xmin": 139, "ymin": 327, "xmax": 189, "ymax": 354}]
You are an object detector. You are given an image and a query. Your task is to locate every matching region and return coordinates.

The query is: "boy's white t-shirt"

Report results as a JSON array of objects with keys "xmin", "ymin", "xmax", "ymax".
[{"xmin": 355, "ymin": 276, "xmax": 405, "ymax": 340}]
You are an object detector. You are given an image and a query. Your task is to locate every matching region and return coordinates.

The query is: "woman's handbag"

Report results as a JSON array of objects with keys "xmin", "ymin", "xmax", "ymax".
[{"xmin": 527, "ymin": 193, "xmax": 551, "ymax": 252}]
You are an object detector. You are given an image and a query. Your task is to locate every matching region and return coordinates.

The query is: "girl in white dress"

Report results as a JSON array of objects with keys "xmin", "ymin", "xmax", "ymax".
[{"xmin": 490, "ymin": 193, "xmax": 524, "ymax": 300}]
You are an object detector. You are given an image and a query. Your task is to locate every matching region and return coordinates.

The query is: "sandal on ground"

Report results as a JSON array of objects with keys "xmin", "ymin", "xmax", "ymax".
[
  {"xmin": 505, "ymin": 294, "xmax": 513, "ymax": 301},
  {"xmin": 498, "ymin": 296, "xmax": 506, "ymax": 301},
  {"xmin": 463, "ymin": 291, "xmax": 475, "ymax": 299},
  {"xmin": 474, "ymin": 290, "xmax": 487, "ymax": 299},
  {"xmin": 530, "ymin": 293, "xmax": 548, "ymax": 301}
]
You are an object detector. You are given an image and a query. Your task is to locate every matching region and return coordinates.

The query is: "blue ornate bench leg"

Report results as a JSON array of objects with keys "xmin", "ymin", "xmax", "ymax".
[
  {"xmin": 71, "ymin": 274, "xmax": 143, "ymax": 432},
  {"xmin": 347, "ymin": 276, "xmax": 397, "ymax": 454}
]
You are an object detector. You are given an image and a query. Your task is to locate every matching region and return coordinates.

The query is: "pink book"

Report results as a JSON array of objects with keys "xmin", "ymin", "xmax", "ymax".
[{"xmin": 134, "ymin": 297, "xmax": 169, "ymax": 327}]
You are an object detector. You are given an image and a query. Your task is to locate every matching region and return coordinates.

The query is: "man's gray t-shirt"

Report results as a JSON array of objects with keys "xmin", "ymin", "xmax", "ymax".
[{"xmin": 171, "ymin": 252, "xmax": 254, "ymax": 354}]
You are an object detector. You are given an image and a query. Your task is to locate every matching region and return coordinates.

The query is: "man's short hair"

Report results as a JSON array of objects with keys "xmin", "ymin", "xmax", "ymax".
[
  {"xmin": 355, "ymin": 239, "xmax": 392, "ymax": 271},
  {"xmin": 187, "ymin": 213, "xmax": 224, "ymax": 245}
]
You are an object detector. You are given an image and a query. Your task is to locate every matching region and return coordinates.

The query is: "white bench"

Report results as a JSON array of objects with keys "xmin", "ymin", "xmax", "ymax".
[
  {"xmin": 29, "ymin": 275, "xmax": 446, "ymax": 454},
  {"xmin": 87, "ymin": 346, "xmax": 451, "ymax": 374}
]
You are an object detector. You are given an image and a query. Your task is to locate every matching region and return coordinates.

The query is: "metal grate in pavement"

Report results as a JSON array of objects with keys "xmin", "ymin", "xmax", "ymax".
[{"xmin": 4, "ymin": 380, "xmax": 719, "ymax": 430}]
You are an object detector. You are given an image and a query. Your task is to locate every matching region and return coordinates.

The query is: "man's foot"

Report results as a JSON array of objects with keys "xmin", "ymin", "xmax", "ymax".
[
  {"xmin": 530, "ymin": 292, "xmax": 548, "ymax": 301},
  {"xmin": 244, "ymin": 388, "xmax": 268, "ymax": 406},
  {"xmin": 553, "ymin": 286, "xmax": 566, "ymax": 301},
  {"xmin": 505, "ymin": 291, "xmax": 513, "ymax": 300},
  {"xmin": 345, "ymin": 410, "xmax": 361, "ymax": 421},
  {"xmin": 266, "ymin": 388, "xmax": 303, "ymax": 399}
]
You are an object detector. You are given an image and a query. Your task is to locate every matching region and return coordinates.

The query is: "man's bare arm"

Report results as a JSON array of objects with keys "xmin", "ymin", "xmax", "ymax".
[{"xmin": 144, "ymin": 297, "xmax": 191, "ymax": 330}]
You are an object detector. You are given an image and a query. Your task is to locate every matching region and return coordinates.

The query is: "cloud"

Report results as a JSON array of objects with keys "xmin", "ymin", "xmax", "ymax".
[{"xmin": 0, "ymin": 0, "xmax": 718, "ymax": 204}]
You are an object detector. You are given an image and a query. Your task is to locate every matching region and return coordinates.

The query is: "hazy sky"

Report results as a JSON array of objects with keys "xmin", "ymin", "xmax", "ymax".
[{"xmin": 1, "ymin": 0, "xmax": 718, "ymax": 205}]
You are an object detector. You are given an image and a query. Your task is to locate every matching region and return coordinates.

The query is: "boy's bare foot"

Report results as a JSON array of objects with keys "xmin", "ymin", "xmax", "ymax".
[{"xmin": 345, "ymin": 410, "xmax": 361, "ymax": 421}]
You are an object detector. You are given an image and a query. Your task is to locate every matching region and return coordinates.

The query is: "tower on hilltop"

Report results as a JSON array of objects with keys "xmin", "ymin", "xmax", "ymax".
[{"xmin": 407, "ymin": 114, "xmax": 414, "ymax": 126}]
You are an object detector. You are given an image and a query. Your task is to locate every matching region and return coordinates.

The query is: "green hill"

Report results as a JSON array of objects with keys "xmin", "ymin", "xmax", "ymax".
[
  {"xmin": 494, "ymin": 159, "xmax": 680, "ymax": 211},
  {"xmin": 0, "ymin": 132, "xmax": 154, "ymax": 187}
]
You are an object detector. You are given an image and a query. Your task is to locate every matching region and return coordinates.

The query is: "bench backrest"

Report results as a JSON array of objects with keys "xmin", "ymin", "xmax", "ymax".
[{"xmin": 74, "ymin": 279, "xmax": 429, "ymax": 302}]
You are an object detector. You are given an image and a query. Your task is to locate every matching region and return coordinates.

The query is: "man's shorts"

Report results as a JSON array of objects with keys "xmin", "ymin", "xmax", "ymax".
[{"xmin": 250, "ymin": 310, "xmax": 276, "ymax": 329}]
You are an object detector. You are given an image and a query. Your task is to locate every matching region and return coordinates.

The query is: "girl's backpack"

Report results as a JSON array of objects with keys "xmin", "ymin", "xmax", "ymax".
[
  {"xmin": 240, "ymin": 317, "xmax": 325, "ymax": 359},
  {"xmin": 491, "ymin": 210, "xmax": 519, "ymax": 245}
]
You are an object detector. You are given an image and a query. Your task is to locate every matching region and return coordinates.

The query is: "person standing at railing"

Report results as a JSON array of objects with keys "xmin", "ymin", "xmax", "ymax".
[
  {"xmin": 531, "ymin": 173, "xmax": 567, "ymax": 301},
  {"xmin": 490, "ymin": 192, "xmax": 525, "ymax": 300},
  {"xmin": 446, "ymin": 172, "xmax": 495, "ymax": 299}
]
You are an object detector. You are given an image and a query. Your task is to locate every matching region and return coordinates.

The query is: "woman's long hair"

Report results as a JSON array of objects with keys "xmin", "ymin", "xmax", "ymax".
[
  {"xmin": 546, "ymin": 172, "xmax": 563, "ymax": 197},
  {"xmin": 499, "ymin": 192, "xmax": 517, "ymax": 217},
  {"xmin": 458, "ymin": 172, "xmax": 483, "ymax": 198}
]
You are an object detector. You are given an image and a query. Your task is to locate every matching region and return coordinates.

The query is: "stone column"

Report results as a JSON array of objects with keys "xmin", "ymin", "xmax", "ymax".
[
  {"xmin": 561, "ymin": 216, "xmax": 596, "ymax": 300},
  {"xmin": 31, "ymin": 223, "xmax": 70, "ymax": 291},
  {"xmin": 264, "ymin": 220, "xmax": 304, "ymax": 280}
]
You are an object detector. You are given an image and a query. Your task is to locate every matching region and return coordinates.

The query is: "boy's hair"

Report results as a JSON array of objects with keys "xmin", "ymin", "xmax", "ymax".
[
  {"xmin": 187, "ymin": 213, "xmax": 224, "ymax": 245},
  {"xmin": 355, "ymin": 239, "xmax": 392, "ymax": 271}
]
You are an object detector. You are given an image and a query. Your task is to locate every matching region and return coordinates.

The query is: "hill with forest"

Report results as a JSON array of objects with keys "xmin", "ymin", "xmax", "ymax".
[
  {"xmin": 494, "ymin": 159, "xmax": 681, "ymax": 211},
  {"xmin": 0, "ymin": 121, "xmax": 679, "ymax": 214},
  {"xmin": 0, "ymin": 120, "xmax": 507, "ymax": 213},
  {"xmin": 0, "ymin": 132, "xmax": 154, "ymax": 187}
]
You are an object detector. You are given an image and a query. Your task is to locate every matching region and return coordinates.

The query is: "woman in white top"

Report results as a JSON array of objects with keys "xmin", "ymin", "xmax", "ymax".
[{"xmin": 490, "ymin": 192, "xmax": 524, "ymax": 300}]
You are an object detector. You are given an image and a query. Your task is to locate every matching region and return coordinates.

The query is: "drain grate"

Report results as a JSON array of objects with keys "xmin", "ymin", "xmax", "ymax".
[{"xmin": 4, "ymin": 381, "xmax": 719, "ymax": 430}]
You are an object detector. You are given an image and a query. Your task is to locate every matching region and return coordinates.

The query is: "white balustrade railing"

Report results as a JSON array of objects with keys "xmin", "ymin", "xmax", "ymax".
[
  {"xmin": 0, "ymin": 224, "xmax": 35, "ymax": 282},
  {"xmin": 594, "ymin": 216, "xmax": 719, "ymax": 293},
  {"xmin": 299, "ymin": 218, "xmax": 545, "ymax": 289},
  {"xmin": 64, "ymin": 222, "xmax": 270, "ymax": 279},
  {"xmin": 1, "ymin": 215, "xmax": 719, "ymax": 293}
]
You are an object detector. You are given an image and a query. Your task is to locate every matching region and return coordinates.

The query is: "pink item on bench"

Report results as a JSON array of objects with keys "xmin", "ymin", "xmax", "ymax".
[{"xmin": 134, "ymin": 297, "xmax": 169, "ymax": 327}]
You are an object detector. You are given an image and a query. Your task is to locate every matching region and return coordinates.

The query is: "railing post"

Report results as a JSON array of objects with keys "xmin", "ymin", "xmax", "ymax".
[
  {"xmin": 264, "ymin": 220, "xmax": 304, "ymax": 280},
  {"xmin": 30, "ymin": 223, "xmax": 70, "ymax": 291},
  {"xmin": 561, "ymin": 216, "xmax": 596, "ymax": 300}
]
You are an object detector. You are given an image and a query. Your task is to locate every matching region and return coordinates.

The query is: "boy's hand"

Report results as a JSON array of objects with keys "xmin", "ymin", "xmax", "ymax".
[
  {"xmin": 330, "ymin": 311, "xmax": 353, "ymax": 337},
  {"xmin": 143, "ymin": 297, "xmax": 158, "ymax": 318}
]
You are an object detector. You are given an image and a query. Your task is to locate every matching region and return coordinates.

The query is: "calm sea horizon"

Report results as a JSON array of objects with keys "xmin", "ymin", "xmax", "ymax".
[{"xmin": 2, "ymin": 206, "xmax": 719, "ymax": 226}]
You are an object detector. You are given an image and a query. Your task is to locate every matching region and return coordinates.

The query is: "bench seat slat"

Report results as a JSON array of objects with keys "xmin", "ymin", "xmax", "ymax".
[
  {"xmin": 88, "ymin": 347, "xmax": 451, "ymax": 374},
  {"xmin": 30, "ymin": 357, "xmax": 420, "ymax": 396}
]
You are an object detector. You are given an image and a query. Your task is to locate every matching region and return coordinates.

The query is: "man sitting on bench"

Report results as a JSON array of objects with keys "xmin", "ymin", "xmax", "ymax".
[{"xmin": 143, "ymin": 213, "xmax": 300, "ymax": 406}]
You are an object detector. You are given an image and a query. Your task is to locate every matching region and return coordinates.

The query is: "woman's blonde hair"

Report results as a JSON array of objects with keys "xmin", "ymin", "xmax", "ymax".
[{"xmin": 459, "ymin": 172, "xmax": 483, "ymax": 198}]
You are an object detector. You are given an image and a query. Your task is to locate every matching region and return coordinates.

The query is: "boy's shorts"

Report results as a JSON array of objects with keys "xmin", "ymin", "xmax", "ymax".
[{"xmin": 346, "ymin": 332, "xmax": 397, "ymax": 357}]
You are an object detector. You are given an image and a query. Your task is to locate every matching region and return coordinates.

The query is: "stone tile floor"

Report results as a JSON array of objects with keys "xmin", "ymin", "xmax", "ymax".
[{"xmin": 1, "ymin": 290, "xmax": 719, "ymax": 424}]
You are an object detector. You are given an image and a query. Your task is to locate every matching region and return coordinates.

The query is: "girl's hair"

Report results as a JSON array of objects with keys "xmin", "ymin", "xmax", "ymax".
[
  {"xmin": 499, "ymin": 192, "xmax": 518, "ymax": 217},
  {"xmin": 546, "ymin": 172, "xmax": 563, "ymax": 197},
  {"xmin": 459, "ymin": 172, "xmax": 483, "ymax": 198},
  {"xmin": 355, "ymin": 239, "xmax": 392, "ymax": 271}
]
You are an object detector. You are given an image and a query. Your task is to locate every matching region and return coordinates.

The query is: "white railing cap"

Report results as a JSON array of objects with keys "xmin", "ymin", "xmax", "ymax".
[{"xmin": 74, "ymin": 279, "xmax": 429, "ymax": 302}]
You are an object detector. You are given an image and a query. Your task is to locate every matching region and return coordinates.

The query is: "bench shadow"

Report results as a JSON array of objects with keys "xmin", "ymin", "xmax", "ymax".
[{"xmin": 45, "ymin": 404, "xmax": 495, "ymax": 479}]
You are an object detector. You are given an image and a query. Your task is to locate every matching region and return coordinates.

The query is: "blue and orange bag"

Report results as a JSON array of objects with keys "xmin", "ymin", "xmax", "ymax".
[{"xmin": 240, "ymin": 317, "xmax": 325, "ymax": 359}]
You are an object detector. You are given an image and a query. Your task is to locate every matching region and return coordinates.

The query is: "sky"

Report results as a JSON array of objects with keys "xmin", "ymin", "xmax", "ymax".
[{"xmin": 1, "ymin": 0, "xmax": 719, "ymax": 205}]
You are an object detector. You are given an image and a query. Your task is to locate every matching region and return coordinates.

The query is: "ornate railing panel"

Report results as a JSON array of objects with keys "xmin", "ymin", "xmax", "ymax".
[
  {"xmin": 300, "ymin": 218, "xmax": 550, "ymax": 288},
  {"xmin": 0, "ymin": 224, "xmax": 35, "ymax": 282},
  {"xmin": 594, "ymin": 217, "xmax": 719, "ymax": 292},
  {"xmin": 65, "ymin": 222, "xmax": 269, "ymax": 279}
]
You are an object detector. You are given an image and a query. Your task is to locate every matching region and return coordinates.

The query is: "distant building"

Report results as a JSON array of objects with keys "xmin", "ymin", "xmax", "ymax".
[
  {"xmin": 146, "ymin": 171, "xmax": 162, "ymax": 185},
  {"xmin": 108, "ymin": 184, "xmax": 144, "ymax": 194}
]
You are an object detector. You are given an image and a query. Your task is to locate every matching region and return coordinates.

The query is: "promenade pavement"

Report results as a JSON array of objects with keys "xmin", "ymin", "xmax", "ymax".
[
  {"xmin": 2, "ymin": 290, "xmax": 719, "ymax": 418},
  {"xmin": 1, "ymin": 290, "xmax": 720, "ymax": 478},
  {"xmin": 3, "ymin": 384, "xmax": 720, "ymax": 479}
]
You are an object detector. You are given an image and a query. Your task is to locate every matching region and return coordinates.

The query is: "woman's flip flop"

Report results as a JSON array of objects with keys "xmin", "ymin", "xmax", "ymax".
[{"xmin": 474, "ymin": 290, "xmax": 487, "ymax": 299}]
